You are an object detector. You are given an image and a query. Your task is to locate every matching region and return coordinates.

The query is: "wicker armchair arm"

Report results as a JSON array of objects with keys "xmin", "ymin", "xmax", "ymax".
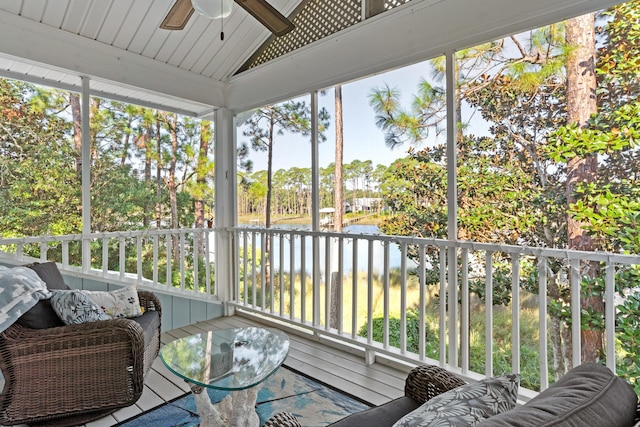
[
  {"xmin": 404, "ymin": 365, "xmax": 467, "ymax": 404},
  {"xmin": 0, "ymin": 319, "xmax": 148, "ymax": 426},
  {"xmin": 262, "ymin": 411, "xmax": 303, "ymax": 427},
  {"xmin": 0, "ymin": 318, "xmax": 146, "ymax": 360},
  {"xmin": 138, "ymin": 290, "xmax": 162, "ymax": 316}
]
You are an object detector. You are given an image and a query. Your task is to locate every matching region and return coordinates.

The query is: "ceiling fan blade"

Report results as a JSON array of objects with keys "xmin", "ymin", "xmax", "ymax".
[
  {"xmin": 160, "ymin": 0, "xmax": 195, "ymax": 30},
  {"xmin": 234, "ymin": 0, "xmax": 294, "ymax": 36}
]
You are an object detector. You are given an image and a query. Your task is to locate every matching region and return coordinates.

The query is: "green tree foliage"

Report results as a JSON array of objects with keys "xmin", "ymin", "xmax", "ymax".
[
  {"xmin": 545, "ymin": 1, "xmax": 640, "ymax": 383},
  {"xmin": 243, "ymin": 101, "xmax": 330, "ymax": 227},
  {"xmin": 369, "ymin": 2, "xmax": 640, "ymax": 377},
  {"xmin": 0, "ymin": 79, "xmax": 80, "ymax": 237}
]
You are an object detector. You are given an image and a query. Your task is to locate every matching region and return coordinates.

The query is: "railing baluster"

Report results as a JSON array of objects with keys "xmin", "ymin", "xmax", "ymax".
[
  {"xmin": 367, "ymin": 239, "xmax": 374, "ymax": 346},
  {"xmin": 16, "ymin": 243, "xmax": 24, "ymax": 261},
  {"xmin": 337, "ymin": 236, "xmax": 344, "ymax": 335},
  {"xmin": 418, "ymin": 243, "xmax": 426, "ymax": 361},
  {"xmin": 166, "ymin": 233, "xmax": 172, "ymax": 288},
  {"xmin": 324, "ymin": 235, "xmax": 331, "ymax": 330},
  {"xmin": 383, "ymin": 240, "xmax": 390, "ymax": 349},
  {"xmin": 439, "ymin": 247, "xmax": 447, "ymax": 366},
  {"xmin": 205, "ymin": 229, "xmax": 211, "ymax": 295},
  {"xmin": 312, "ymin": 235, "xmax": 320, "ymax": 327},
  {"xmin": 153, "ymin": 235, "xmax": 159, "ymax": 285},
  {"xmin": 62, "ymin": 241, "xmax": 69, "ymax": 268},
  {"xmin": 301, "ymin": 234, "xmax": 306, "ymax": 324},
  {"xmin": 538, "ymin": 256, "xmax": 549, "ymax": 391},
  {"xmin": 269, "ymin": 231, "xmax": 275, "ymax": 314},
  {"xmin": 246, "ymin": 232, "xmax": 251, "ymax": 307},
  {"xmin": 447, "ymin": 245, "xmax": 458, "ymax": 368},
  {"xmin": 119, "ymin": 236, "xmax": 125, "ymax": 280},
  {"xmin": 192, "ymin": 231, "xmax": 199, "ymax": 294},
  {"xmin": 605, "ymin": 263, "xmax": 616, "ymax": 372},
  {"xmin": 179, "ymin": 233, "xmax": 185, "ymax": 290},
  {"xmin": 290, "ymin": 232, "xmax": 295, "ymax": 320},
  {"xmin": 40, "ymin": 242, "xmax": 47, "ymax": 262},
  {"xmin": 102, "ymin": 237, "xmax": 109, "ymax": 277},
  {"xmin": 260, "ymin": 231, "xmax": 266, "ymax": 310},
  {"xmin": 570, "ymin": 258, "xmax": 582, "ymax": 367},
  {"xmin": 460, "ymin": 248, "xmax": 469, "ymax": 373},
  {"xmin": 352, "ymin": 237, "xmax": 358, "ymax": 339},
  {"xmin": 400, "ymin": 241, "xmax": 407, "ymax": 354},
  {"xmin": 485, "ymin": 251, "xmax": 494, "ymax": 377},
  {"xmin": 137, "ymin": 235, "xmax": 143, "ymax": 282},
  {"xmin": 279, "ymin": 232, "xmax": 285, "ymax": 317},
  {"xmin": 511, "ymin": 253, "xmax": 521, "ymax": 376}
]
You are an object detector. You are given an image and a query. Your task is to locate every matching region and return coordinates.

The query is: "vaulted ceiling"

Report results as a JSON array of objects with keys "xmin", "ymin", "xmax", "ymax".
[{"xmin": 0, "ymin": 0, "xmax": 625, "ymax": 118}]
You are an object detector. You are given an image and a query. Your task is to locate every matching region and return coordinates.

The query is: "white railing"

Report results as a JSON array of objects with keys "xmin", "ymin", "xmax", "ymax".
[
  {"xmin": 3, "ymin": 226, "xmax": 639, "ymax": 396},
  {"xmin": 0, "ymin": 228, "xmax": 217, "ymax": 298},
  {"xmin": 230, "ymin": 226, "xmax": 640, "ymax": 396}
]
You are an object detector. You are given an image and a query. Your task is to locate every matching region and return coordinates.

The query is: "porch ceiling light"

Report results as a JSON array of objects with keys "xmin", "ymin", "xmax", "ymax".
[{"xmin": 191, "ymin": 0, "xmax": 233, "ymax": 20}]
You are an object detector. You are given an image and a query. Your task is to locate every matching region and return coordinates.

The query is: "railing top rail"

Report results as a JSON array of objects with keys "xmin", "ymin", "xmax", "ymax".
[
  {"xmin": 231, "ymin": 226, "xmax": 640, "ymax": 265},
  {"xmin": 0, "ymin": 228, "xmax": 214, "ymax": 245}
]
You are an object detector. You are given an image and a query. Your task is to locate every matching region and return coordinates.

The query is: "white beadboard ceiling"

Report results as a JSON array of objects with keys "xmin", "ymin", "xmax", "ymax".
[{"xmin": 0, "ymin": 0, "xmax": 626, "ymax": 117}]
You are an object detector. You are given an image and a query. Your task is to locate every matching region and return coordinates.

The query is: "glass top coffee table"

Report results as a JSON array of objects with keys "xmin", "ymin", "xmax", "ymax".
[{"xmin": 160, "ymin": 327, "xmax": 289, "ymax": 427}]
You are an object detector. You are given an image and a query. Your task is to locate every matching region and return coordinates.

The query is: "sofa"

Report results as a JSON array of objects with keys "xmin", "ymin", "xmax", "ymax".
[
  {"xmin": 0, "ymin": 262, "xmax": 162, "ymax": 427},
  {"xmin": 264, "ymin": 362, "xmax": 640, "ymax": 427}
]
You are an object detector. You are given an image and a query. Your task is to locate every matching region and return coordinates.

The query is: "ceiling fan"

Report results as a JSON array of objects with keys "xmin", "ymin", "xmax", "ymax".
[{"xmin": 160, "ymin": 0, "xmax": 294, "ymax": 36}]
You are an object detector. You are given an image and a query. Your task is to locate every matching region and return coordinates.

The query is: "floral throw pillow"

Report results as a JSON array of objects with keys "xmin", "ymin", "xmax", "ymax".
[
  {"xmin": 81, "ymin": 287, "xmax": 143, "ymax": 319},
  {"xmin": 50, "ymin": 290, "xmax": 110, "ymax": 325},
  {"xmin": 392, "ymin": 374, "xmax": 520, "ymax": 427}
]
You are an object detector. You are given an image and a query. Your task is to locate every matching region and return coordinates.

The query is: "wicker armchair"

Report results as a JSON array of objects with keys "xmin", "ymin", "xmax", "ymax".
[
  {"xmin": 0, "ymin": 290, "xmax": 161, "ymax": 427},
  {"xmin": 263, "ymin": 364, "xmax": 466, "ymax": 427}
]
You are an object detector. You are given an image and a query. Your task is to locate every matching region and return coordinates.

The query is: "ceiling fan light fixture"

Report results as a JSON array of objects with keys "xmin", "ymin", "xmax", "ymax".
[{"xmin": 191, "ymin": 0, "xmax": 233, "ymax": 19}]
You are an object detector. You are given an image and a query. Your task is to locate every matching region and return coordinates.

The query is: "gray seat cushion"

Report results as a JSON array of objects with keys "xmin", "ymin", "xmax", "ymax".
[
  {"xmin": 131, "ymin": 310, "xmax": 160, "ymax": 346},
  {"xmin": 479, "ymin": 363, "xmax": 638, "ymax": 427},
  {"xmin": 328, "ymin": 396, "xmax": 421, "ymax": 427}
]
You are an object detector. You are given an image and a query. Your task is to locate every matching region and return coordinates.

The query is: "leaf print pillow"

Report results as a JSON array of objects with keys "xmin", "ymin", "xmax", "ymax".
[
  {"xmin": 393, "ymin": 374, "xmax": 520, "ymax": 427},
  {"xmin": 81, "ymin": 287, "xmax": 143, "ymax": 319},
  {"xmin": 50, "ymin": 290, "xmax": 110, "ymax": 325}
]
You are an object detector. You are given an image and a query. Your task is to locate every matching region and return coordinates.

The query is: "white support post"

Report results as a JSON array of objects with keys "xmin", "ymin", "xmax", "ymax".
[
  {"xmin": 445, "ymin": 51, "xmax": 459, "ymax": 368},
  {"xmin": 311, "ymin": 91, "xmax": 320, "ymax": 232},
  {"xmin": 214, "ymin": 108, "xmax": 237, "ymax": 311},
  {"xmin": 311, "ymin": 91, "xmax": 321, "ymax": 326},
  {"xmin": 81, "ymin": 76, "xmax": 91, "ymax": 273}
]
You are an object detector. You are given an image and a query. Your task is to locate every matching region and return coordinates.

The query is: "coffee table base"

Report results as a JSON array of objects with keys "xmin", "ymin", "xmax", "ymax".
[{"xmin": 190, "ymin": 384, "xmax": 260, "ymax": 427}]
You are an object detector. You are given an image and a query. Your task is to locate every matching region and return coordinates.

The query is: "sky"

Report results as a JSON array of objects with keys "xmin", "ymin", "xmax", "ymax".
[{"xmin": 237, "ymin": 59, "xmax": 438, "ymax": 173}]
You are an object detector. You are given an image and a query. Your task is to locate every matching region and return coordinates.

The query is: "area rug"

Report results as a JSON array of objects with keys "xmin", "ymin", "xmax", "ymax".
[{"xmin": 116, "ymin": 365, "xmax": 371, "ymax": 427}]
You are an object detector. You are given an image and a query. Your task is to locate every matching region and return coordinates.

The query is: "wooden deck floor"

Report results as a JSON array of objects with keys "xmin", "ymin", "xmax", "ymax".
[{"xmin": 83, "ymin": 312, "xmax": 412, "ymax": 426}]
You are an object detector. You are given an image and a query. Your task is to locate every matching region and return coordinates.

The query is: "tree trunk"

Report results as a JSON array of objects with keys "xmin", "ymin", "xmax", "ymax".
[
  {"xmin": 70, "ymin": 93, "xmax": 82, "ymax": 173},
  {"xmin": 263, "ymin": 123, "xmax": 275, "ymax": 291},
  {"xmin": 160, "ymin": 113, "xmax": 180, "ymax": 260},
  {"xmin": 266, "ymin": 123, "xmax": 274, "ymax": 229},
  {"xmin": 194, "ymin": 120, "xmax": 211, "ymax": 258},
  {"xmin": 142, "ymin": 125, "xmax": 153, "ymax": 228},
  {"xmin": 156, "ymin": 117, "xmax": 163, "ymax": 229},
  {"xmin": 565, "ymin": 13, "xmax": 602, "ymax": 364},
  {"xmin": 121, "ymin": 115, "xmax": 133, "ymax": 167},
  {"xmin": 330, "ymin": 85, "xmax": 345, "ymax": 330}
]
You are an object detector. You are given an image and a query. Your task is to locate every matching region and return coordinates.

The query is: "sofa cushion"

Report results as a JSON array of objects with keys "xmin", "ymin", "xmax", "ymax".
[
  {"xmin": 479, "ymin": 363, "xmax": 638, "ymax": 427},
  {"xmin": 393, "ymin": 374, "xmax": 519, "ymax": 427},
  {"xmin": 50, "ymin": 289, "xmax": 110, "ymax": 325},
  {"xmin": 130, "ymin": 310, "xmax": 160, "ymax": 346},
  {"xmin": 17, "ymin": 262, "xmax": 70, "ymax": 329},
  {"xmin": 81, "ymin": 287, "xmax": 143, "ymax": 319},
  {"xmin": 328, "ymin": 396, "xmax": 421, "ymax": 427}
]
